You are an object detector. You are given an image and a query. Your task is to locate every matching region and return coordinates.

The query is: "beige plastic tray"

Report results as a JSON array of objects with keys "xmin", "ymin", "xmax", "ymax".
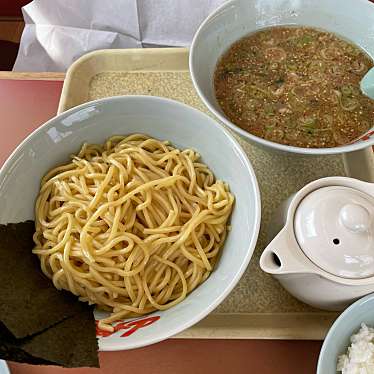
[{"xmin": 58, "ymin": 48, "xmax": 343, "ymax": 340}]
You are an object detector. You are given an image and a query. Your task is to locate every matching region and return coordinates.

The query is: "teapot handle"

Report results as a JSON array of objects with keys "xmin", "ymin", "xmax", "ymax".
[{"xmin": 260, "ymin": 227, "xmax": 312, "ymax": 275}]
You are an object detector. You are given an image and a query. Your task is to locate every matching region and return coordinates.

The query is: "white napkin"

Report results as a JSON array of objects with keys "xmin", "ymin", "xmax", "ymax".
[{"xmin": 13, "ymin": 0, "xmax": 225, "ymax": 72}]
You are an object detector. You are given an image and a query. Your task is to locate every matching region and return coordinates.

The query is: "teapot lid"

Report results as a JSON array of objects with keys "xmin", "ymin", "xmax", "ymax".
[{"xmin": 294, "ymin": 186, "xmax": 374, "ymax": 279}]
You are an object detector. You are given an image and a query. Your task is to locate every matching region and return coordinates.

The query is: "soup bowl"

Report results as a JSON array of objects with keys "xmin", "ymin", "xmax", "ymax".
[
  {"xmin": 190, "ymin": 0, "xmax": 374, "ymax": 179},
  {"xmin": 0, "ymin": 95, "xmax": 261, "ymax": 350}
]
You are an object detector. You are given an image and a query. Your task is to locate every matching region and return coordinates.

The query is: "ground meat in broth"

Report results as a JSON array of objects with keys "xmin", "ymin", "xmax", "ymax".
[{"xmin": 214, "ymin": 26, "xmax": 374, "ymax": 148}]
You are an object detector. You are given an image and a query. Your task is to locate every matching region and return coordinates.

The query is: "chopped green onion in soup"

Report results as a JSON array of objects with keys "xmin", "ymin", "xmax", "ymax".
[{"xmin": 214, "ymin": 26, "xmax": 374, "ymax": 148}]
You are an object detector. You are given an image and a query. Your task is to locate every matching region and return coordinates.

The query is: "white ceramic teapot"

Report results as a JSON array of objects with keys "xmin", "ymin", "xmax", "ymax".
[{"xmin": 260, "ymin": 177, "xmax": 374, "ymax": 311}]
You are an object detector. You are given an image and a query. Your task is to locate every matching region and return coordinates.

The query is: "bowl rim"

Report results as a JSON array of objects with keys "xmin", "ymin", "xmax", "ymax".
[
  {"xmin": 0, "ymin": 95, "xmax": 262, "ymax": 351},
  {"xmin": 317, "ymin": 292, "xmax": 374, "ymax": 373},
  {"xmin": 189, "ymin": 0, "xmax": 374, "ymax": 155}
]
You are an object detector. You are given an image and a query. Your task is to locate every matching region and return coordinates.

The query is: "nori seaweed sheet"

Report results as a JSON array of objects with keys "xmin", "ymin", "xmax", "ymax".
[
  {"xmin": 0, "ymin": 323, "xmax": 52, "ymax": 366},
  {"xmin": 22, "ymin": 308, "xmax": 99, "ymax": 368},
  {"xmin": 0, "ymin": 221, "xmax": 87, "ymax": 339},
  {"xmin": 0, "ymin": 221, "xmax": 99, "ymax": 368},
  {"xmin": 0, "ymin": 308, "xmax": 99, "ymax": 368}
]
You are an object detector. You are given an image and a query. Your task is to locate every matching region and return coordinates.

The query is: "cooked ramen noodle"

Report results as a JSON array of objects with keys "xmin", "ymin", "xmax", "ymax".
[{"xmin": 33, "ymin": 134, "xmax": 234, "ymax": 331}]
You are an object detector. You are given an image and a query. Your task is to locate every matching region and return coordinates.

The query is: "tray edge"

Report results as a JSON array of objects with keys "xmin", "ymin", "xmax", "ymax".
[{"xmin": 58, "ymin": 48, "xmax": 190, "ymax": 114}]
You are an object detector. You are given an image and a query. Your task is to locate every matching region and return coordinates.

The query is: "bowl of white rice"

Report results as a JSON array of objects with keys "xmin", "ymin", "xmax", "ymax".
[{"xmin": 318, "ymin": 293, "xmax": 374, "ymax": 374}]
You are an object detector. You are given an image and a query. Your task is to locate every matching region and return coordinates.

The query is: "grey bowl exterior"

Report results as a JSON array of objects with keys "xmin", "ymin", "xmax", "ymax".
[{"xmin": 317, "ymin": 293, "xmax": 374, "ymax": 373}]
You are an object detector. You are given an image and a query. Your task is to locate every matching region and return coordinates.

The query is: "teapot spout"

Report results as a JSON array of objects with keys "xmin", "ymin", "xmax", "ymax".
[{"xmin": 260, "ymin": 227, "xmax": 314, "ymax": 275}]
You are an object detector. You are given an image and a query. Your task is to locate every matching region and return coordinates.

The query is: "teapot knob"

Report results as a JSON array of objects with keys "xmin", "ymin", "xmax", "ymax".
[{"xmin": 339, "ymin": 203, "xmax": 371, "ymax": 233}]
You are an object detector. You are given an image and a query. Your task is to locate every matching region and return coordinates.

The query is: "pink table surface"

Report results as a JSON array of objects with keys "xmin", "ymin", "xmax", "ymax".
[{"xmin": 0, "ymin": 78, "xmax": 323, "ymax": 374}]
